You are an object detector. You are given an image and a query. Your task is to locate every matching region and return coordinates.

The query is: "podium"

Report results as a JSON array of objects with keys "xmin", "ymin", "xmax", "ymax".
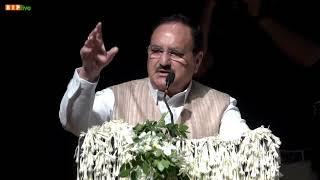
[{"xmin": 75, "ymin": 120, "xmax": 281, "ymax": 180}]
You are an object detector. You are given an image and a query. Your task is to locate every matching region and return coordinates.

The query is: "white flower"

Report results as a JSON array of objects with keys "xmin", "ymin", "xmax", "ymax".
[
  {"xmin": 139, "ymin": 132, "xmax": 147, "ymax": 139},
  {"xmin": 152, "ymin": 140, "xmax": 161, "ymax": 149},
  {"xmin": 161, "ymin": 142, "xmax": 176, "ymax": 156},
  {"xmin": 143, "ymin": 144, "xmax": 152, "ymax": 151},
  {"xmin": 124, "ymin": 134, "xmax": 134, "ymax": 144}
]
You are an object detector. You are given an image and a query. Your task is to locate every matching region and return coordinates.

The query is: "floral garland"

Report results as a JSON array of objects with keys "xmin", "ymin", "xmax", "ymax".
[{"xmin": 75, "ymin": 118, "xmax": 281, "ymax": 180}]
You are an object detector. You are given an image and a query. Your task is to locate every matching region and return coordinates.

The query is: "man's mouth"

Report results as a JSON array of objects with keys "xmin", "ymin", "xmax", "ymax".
[
  {"xmin": 157, "ymin": 70, "xmax": 171, "ymax": 77},
  {"xmin": 158, "ymin": 69, "xmax": 170, "ymax": 73}
]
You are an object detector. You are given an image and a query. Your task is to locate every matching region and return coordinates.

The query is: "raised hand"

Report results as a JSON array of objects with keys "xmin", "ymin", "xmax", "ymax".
[{"xmin": 79, "ymin": 22, "xmax": 119, "ymax": 82}]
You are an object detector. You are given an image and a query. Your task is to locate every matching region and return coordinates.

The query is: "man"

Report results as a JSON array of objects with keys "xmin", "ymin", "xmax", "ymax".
[{"xmin": 59, "ymin": 14, "xmax": 250, "ymax": 140}]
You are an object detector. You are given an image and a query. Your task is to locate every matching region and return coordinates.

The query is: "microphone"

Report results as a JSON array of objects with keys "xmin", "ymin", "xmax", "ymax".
[
  {"xmin": 164, "ymin": 70, "xmax": 175, "ymax": 124},
  {"xmin": 165, "ymin": 70, "xmax": 175, "ymax": 89}
]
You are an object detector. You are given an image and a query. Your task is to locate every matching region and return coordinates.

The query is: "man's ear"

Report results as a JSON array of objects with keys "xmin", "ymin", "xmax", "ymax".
[{"xmin": 194, "ymin": 51, "xmax": 204, "ymax": 74}]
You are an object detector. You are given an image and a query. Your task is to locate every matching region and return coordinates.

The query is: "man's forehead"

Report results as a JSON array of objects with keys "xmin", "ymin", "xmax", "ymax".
[
  {"xmin": 151, "ymin": 22, "xmax": 193, "ymax": 47},
  {"xmin": 153, "ymin": 22, "xmax": 191, "ymax": 34}
]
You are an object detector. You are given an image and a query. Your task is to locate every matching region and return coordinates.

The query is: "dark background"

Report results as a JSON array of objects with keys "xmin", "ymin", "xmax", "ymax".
[{"xmin": 2, "ymin": 0, "xmax": 319, "ymax": 179}]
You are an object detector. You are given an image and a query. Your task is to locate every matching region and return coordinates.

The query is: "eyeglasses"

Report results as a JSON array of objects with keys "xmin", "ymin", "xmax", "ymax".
[{"xmin": 147, "ymin": 45, "xmax": 190, "ymax": 62}]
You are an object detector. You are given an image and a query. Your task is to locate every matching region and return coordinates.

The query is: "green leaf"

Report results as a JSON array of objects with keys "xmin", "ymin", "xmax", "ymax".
[
  {"xmin": 134, "ymin": 154, "xmax": 144, "ymax": 167},
  {"xmin": 156, "ymin": 160, "xmax": 165, "ymax": 172},
  {"xmin": 159, "ymin": 113, "xmax": 168, "ymax": 123},
  {"xmin": 130, "ymin": 171, "xmax": 137, "ymax": 180},
  {"xmin": 160, "ymin": 159, "xmax": 170, "ymax": 169},
  {"xmin": 142, "ymin": 161, "xmax": 150, "ymax": 174},
  {"xmin": 154, "ymin": 149, "xmax": 162, "ymax": 157},
  {"xmin": 119, "ymin": 163, "xmax": 131, "ymax": 177},
  {"xmin": 179, "ymin": 124, "xmax": 188, "ymax": 132},
  {"xmin": 133, "ymin": 124, "xmax": 144, "ymax": 134},
  {"xmin": 145, "ymin": 151, "xmax": 152, "ymax": 159},
  {"xmin": 131, "ymin": 159, "xmax": 138, "ymax": 168},
  {"xmin": 167, "ymin": 166, "xmax": 178, "ymax": 179}
]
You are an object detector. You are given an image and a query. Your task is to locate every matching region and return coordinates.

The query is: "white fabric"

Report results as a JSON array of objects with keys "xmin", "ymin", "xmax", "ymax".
[{"xmin": 59, "ymin": 68, "xmax": 250, "ymax": 140}]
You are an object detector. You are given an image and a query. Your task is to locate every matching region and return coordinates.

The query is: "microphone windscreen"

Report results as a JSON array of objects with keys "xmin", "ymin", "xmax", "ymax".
[{"xmin": 166, "ymin": 70, "xmax": 175, "ymax": 88}]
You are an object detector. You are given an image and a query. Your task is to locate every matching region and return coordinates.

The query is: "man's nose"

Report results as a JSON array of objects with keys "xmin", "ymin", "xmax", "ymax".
[{"xmin": 159, "ymin": 52, "xmax": 171, "ymax": 66}]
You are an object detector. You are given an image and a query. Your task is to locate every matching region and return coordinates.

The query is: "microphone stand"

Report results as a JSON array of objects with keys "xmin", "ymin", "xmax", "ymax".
[
  {"xmin": 164, "ymin": 89, "xmax": 174, "ymax": 125},
  {"xmin": 163, "ymin": 70, "xmax": 175, "ymax": 125}
]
